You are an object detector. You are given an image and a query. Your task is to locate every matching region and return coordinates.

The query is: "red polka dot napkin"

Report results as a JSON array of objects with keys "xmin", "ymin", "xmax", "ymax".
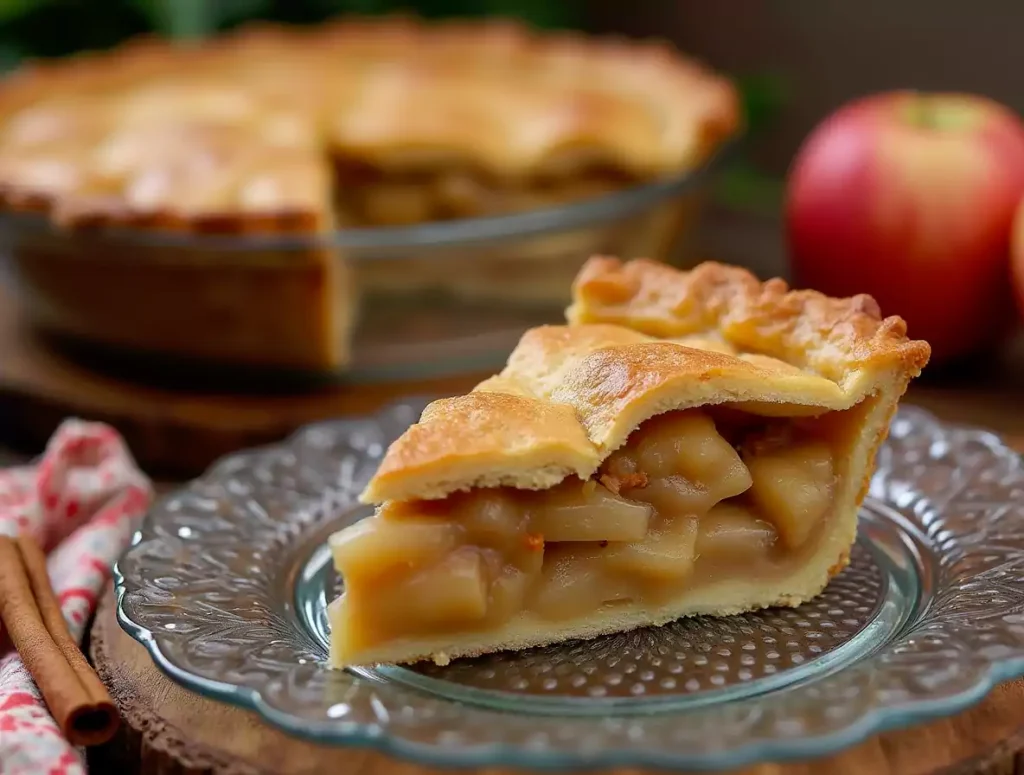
[{"xmin": 0, "ymin": 420, "xmax": 151, "ymax": 775}]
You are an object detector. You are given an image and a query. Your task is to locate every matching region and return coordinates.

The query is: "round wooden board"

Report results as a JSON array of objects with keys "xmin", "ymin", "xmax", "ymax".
[{"xmin": 87, "ymin": 588, "xmax": 1024, "ymax": 775}]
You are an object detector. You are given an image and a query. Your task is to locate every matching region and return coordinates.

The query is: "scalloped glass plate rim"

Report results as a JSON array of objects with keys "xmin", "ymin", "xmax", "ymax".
[
  {"xmin": 107, "ymin": 593, "xmax": 1024, "ymax": 774},
  {"xmin": 113, "ymin": 403, "xmax": 1024, "ymax": 772}
]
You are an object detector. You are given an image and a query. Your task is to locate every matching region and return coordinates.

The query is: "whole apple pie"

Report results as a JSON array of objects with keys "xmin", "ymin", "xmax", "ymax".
[
  {"xmin": 328, "ymin": 257, "xmax": 931, "ymax": 667},
  {"xmin": 0, "ymin": 19, "xmax": 739, "ymax": 371}
]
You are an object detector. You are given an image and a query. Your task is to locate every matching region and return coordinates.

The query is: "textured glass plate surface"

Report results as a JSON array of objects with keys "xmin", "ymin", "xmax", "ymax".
[{"xmin": 115, "ymin": 402, "xmax": 1024, "ymax": 771}]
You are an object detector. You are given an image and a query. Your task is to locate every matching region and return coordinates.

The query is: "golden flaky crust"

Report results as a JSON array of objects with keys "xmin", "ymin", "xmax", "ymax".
[
  {"xmin": 569, "ymin": 256, "xmax": 932, "ymax": 383},
  {"xmin": 361, "ymin": 259, "xmax": 930, "ymax": 504},
  {"xmin": 0, "ymin": 18, "xmax": 739, "ymax": 231}
]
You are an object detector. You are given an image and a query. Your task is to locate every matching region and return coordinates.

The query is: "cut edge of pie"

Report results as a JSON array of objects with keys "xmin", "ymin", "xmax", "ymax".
[{"xmin": 327, "ymin": 257, "xmax": 931, "ymax": 668}]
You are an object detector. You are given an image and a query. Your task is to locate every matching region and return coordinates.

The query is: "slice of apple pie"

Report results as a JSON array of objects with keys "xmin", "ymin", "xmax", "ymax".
[{"xmin": 328, "ymin": 258, "xmax": 930, "ymax": 667}]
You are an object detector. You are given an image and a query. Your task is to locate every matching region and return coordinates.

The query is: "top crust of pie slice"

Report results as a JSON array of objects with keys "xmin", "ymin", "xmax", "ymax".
[{"xmin": 360, "ymin": 258, "xmax": 931, "ymax": 505}]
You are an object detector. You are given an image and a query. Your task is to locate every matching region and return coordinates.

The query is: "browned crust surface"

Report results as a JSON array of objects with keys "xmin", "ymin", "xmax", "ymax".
[
  {"xmin": 363, "ymin": 258, "xmax": 930, "ymax": 504},
  {"xmin": 0, "ymin": 17, "xmax": 740, "ymax": 231},
  {"xmin": 568, "ymin": 256, "xmax": 932, "ymax": 383}
]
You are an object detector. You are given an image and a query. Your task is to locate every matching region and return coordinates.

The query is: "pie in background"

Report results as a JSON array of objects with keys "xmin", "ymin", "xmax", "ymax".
[
  {"xmin": 0, "ymin": 19, "xmax": 739, "ymax": 371},
  {"xmin": 328, "ymin": 257, "xmax": 932, "ymax": 667}
]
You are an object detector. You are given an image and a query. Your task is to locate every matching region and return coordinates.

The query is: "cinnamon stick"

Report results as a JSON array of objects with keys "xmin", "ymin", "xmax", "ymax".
[{"xmin": 0, "ymin": 535, "xmax": 119, "ymax": 746}]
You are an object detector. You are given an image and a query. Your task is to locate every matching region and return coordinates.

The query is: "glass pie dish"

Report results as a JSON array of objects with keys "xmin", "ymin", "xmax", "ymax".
[
  {"xmin": 0, "ymin": 17, "xmax": 741, "ymax": 386},
  {"xmin": 0, "ymin": 155, "xmax": 724, "ymax": 385},
  {"xmin": 115, "ymin": 401, "xmax": 1024, "ymax": 771}
]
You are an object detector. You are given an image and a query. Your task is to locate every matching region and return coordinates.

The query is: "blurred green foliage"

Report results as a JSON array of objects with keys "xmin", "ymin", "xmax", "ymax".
[
  {"xmin": 717, "ymin": 72, "xmax": 789, "ymax": 214},
  {"xmin": 0, "ymin": 0, "xmax": 582, "ymax": 65}
]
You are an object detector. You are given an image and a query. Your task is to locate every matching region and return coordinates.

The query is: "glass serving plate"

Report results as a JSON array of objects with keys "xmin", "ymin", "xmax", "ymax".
[
  {"xmin": 115, "ymin": 402, "xmax": 1024, "ymax": 771},
  {"xmin": 0, "ymin": 151, "xmax": 726, "ymax": 388}
]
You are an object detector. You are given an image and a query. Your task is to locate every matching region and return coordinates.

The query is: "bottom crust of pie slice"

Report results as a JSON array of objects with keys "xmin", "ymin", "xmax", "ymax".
[{"xmin": 328, "ymin": 528, "xmax": 853, "ymax": 667}]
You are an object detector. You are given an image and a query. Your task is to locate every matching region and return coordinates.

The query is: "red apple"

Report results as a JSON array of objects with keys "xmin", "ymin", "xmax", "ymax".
[
  {"xmin": 786, "ymin": 91, "xmax": 1024, "ymax": 363},
  {"xmin": 1013, "ymin": 198, "xmax": 1024, "ymax": 316}
]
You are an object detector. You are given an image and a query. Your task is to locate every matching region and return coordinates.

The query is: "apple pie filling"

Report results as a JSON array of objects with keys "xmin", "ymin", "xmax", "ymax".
[
  {"xmin": 330, "ymin": 407, "xmax": 842, "ymax": 657},
  {"xmin": 331, "ymin": 161, "xmax": 639, "ymax": 226}
]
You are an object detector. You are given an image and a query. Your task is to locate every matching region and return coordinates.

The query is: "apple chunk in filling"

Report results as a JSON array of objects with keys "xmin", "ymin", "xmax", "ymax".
[
  {"xmin": 602, "ymin": 411, "xmax": 753, "ymax": 514},
  {"xmin": 531, "ymin": 479, "xmax": 653, "ymax": 542},
  {"xmin": 330, "ymin": 407, "xmax": 840, "ymax": 657},
  {"xmin": 744, "ymin": 441, "xmax": 835, "ymax": 549},
  {"xmin": 697, "ymin": 503, "xmax": 778, "ymax": 561}
]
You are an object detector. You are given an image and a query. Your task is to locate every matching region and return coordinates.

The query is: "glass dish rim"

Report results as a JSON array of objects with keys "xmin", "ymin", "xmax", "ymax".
[
  {"xmin": 0, "ymin": 144, "xmax": 734, "ymax": 256},
  {"xmin": 112, "ymin": 402, "xmax": 1024, "ymax": 771}
]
